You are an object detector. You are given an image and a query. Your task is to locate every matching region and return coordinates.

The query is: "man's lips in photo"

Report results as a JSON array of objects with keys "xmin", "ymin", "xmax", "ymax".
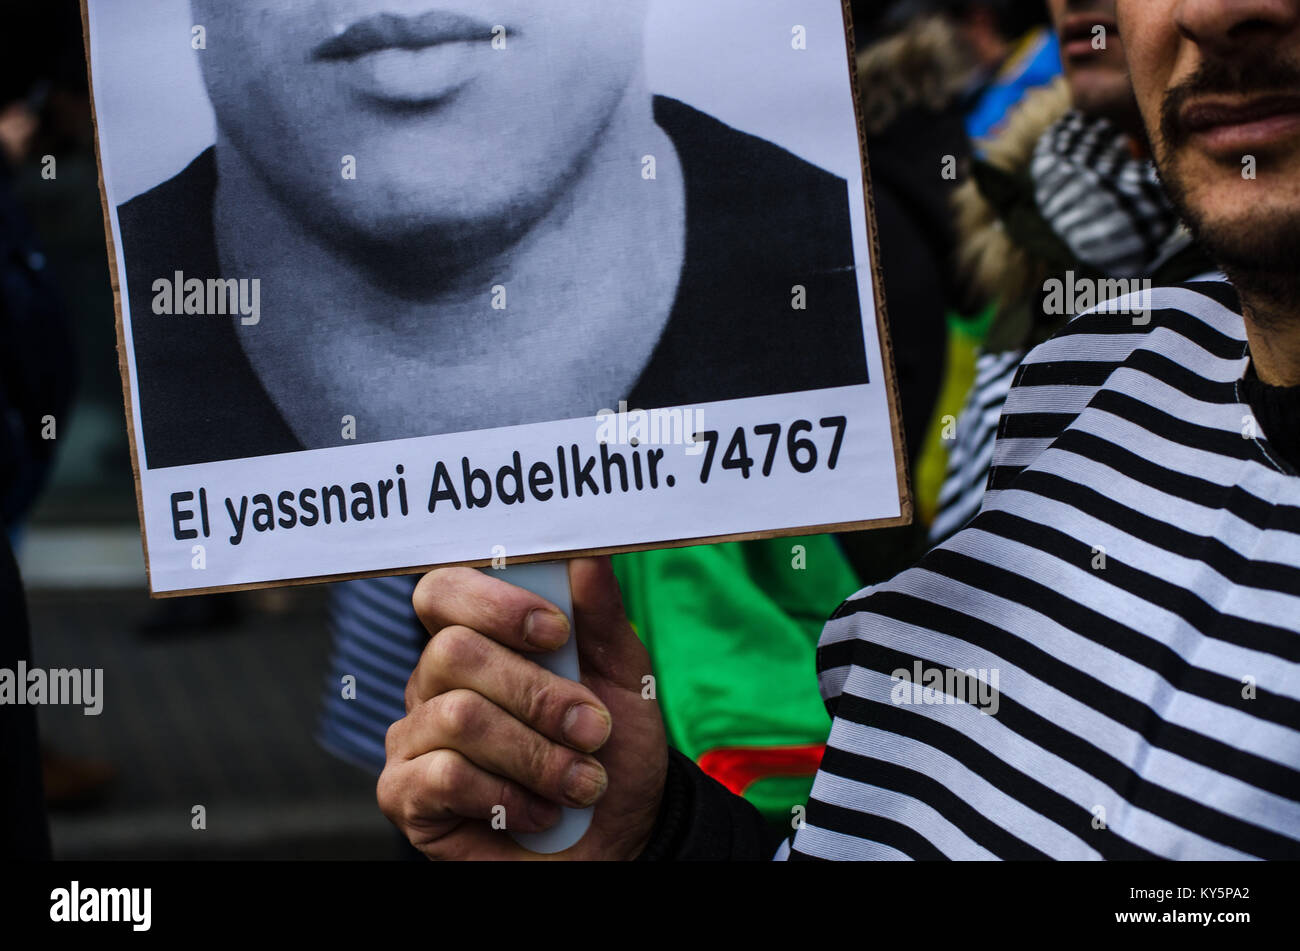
[
  {"xmin": 312, "ymin": 10, "xmax": 496, "ymax": 60},
  {"xmin": 1058, "ymin": 13, "xmax": 1117, "ymax": 63},
  {"xmin": 1180, "ymin": 94, "xmax": 1300, "ymax": 156},
  {"xmin": 311, "ymin": 10, "xmax": 503, "ymax": 107}
]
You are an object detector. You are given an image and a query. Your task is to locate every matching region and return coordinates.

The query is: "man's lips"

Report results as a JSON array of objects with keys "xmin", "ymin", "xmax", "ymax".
[
  {"xmin": 1059, "ymin": 14, "xmax": 1116, "ymax": 60},
  {"xmin": 313, "ymin": 10, "xmax": 497, "ymax": 60},
  {"xmin": 1181, "ymin": 94, "xmax": 1300, "ymax": 154}
]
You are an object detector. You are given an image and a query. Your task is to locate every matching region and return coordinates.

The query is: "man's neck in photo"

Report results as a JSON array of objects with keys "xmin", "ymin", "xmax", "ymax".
[{"xmin": 210, "ymin": 82, "xmax": 684, "ymax": 349}]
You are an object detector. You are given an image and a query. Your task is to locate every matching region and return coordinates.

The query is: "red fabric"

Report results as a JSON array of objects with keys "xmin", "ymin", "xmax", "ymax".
[{"xmin": 697, "ymin": 744, "xmax": 826, "ymax": 796}]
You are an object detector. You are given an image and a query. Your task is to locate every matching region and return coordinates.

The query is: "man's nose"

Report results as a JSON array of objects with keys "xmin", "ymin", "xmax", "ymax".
[{"xmin": 1174, "ymin": 0, "xmax": 1300, "ymax": 55}]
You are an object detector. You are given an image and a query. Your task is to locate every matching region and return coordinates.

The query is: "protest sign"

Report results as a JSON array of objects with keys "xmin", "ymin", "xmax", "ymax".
[{"xmin": 82, "ymin": 0, "xmax": 909, "ymax": 596}]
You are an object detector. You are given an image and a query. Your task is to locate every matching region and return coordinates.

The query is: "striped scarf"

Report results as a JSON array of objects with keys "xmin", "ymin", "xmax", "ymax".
[{"xmin": 1030, "ymin": 110, "xmax": 1180, "ymax": 278}]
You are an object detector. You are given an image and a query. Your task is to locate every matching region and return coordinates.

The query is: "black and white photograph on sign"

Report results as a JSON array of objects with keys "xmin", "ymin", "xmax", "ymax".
[{"xmin": 86, "ymin": 0, "xmax": 906, "ymax": 595}]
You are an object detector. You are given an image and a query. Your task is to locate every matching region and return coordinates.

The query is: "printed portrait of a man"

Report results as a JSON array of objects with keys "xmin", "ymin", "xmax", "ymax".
[{"xmin": 111, "ymin": 1, "xmax": 871, "ymax": 469}]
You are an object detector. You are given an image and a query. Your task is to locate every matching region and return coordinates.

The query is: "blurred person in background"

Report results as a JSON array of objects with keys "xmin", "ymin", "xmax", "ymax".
[
  {"xmin": 846, "ymin": 3, "xmax": 976, "ymax": 580},
  {"xmin": 862, "ymin": 0, "xmax": 1061, "ymax": 535},
  {"xmin": 928, "ymin": 0, "xmax": 1216, "ymax": 542},
  {"xmin": 0, "ymin": 67, "xmax": 57, "ymax": 838},
  {"xmin": 858, "ymin": 1, "xmax": 1058, "ymax": 137},
  {"xmin": 0, "ymin": 14, "xmax": 68, "ymax": 851},
  {"xmin": 960, "ymin": 0, "xmax": 1060, "ymax": 139},
  {"xmin": 0, "ymin": 2, "xmax": 115, "ymax": 814},
  {"xmin": 0, "ymin": 59, "xmax": 77, "ymax": 549}
]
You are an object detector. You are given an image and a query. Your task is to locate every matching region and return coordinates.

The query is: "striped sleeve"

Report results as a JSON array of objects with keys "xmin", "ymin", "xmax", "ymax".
[{"xmin": 801, "ymin": 281, "xmax": 1300, "ymax": 860}]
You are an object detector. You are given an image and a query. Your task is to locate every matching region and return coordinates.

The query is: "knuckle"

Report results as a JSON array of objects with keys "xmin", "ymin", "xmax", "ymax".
[
  {"xmin": 433, "ymin": 688, "xmax": 483, "ymax": 742},
  {"xmin": 399, "ymin": 790, "xmax": 424, "ymax": 830},
  {"xmin": 410, "ymin": 575, "xmax": 440, "ymax": 624},
  {"xmin": 425, "ymin": 749, "xmax": 465, "ymax": 797},
  {"xmin": 411, "ymin": 568, "xmax": 462, "ymax": 624},
  {"xmin": 429, "ymin": 624, "xmax": 482, "ymax": 674},
  {"xmin": 425, "ymin": 626, "xmax": 458, "ymax": 673}
]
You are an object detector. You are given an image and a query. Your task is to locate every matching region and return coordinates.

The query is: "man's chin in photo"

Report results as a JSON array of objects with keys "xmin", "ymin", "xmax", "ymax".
[
  {"xmin": 189, "ymin": 0, "xmax": 651, "ymax": 247},
  {"xmin": 1120, "ymin": 0, "xmax": 1300, "ymax": 304}
]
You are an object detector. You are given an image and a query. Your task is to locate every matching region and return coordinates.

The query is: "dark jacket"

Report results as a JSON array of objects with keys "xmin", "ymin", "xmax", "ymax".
[{"xmin": 0, "ymin": 156, "xmax": 77, "ymax": 528}]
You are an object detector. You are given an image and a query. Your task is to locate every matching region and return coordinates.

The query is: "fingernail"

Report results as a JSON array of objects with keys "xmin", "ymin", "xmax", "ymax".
[
  {"xmin": 563, "ymin": 761, "xmax": 607, "ymax": 807},
  {"xmin": 524, "ymin": 609, "xmax": 570, "ymax": 649},
  {"xmin": 527, "ymin": 798, "xmax": 561, "ymax": 830},
  {"xmin": 563, "ymin": 703, "xmax": 611, "ymax": 752}
]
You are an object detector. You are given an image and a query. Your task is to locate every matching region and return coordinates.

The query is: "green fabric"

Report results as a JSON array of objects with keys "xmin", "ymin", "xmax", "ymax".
[
  {"xmin": 613, "ymin": 536, "xmax": 861, "ymax": 820},
  {"xmin": 948, "ymin": 300, "xmax": 998, "ymax": 344}
]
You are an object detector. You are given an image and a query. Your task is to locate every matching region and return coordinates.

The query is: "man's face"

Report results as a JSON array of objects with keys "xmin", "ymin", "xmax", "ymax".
[
  {"xmin": 189, "ymin": 1, "xmax": 649, "ymax": 248},
  {"xmin": 1047, "ymin": 0, "xmax": 1134, "ymax": 120},
  {"xmin": 1118, "ymin": 0, "xmax": 1300, "ymax": 282}
]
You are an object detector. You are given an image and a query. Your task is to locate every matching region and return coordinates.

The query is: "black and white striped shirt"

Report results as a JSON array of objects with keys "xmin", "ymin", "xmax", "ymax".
[{"xmin": 792, "ymin": 282, "xmax": 1300, "ymax": 859}]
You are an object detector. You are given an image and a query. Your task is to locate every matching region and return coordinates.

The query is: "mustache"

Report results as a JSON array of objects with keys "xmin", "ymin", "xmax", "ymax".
[{"xmin": 1160, "ymin": 56, "xmax": 1300, "ymax": 148}]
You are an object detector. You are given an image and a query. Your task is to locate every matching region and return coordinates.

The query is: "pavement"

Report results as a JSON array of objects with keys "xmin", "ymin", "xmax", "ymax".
[{"xmin": 25, "ymin": 575, "xmax": 401, "ymax": 860}]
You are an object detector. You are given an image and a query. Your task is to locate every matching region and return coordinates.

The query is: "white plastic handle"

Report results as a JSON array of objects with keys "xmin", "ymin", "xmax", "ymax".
[{"xmin": 480, "ymin": 560, "xmax": 593, "ymax": 853}]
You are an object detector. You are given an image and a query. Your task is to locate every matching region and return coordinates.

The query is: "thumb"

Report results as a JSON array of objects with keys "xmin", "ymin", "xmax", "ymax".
[{"xmin": 568, "ymin": 556, "xmax": 648, "ymax": 691}]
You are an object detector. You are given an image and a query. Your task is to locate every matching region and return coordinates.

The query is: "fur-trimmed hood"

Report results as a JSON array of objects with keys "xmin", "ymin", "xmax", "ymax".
[
  {"xmin": 952, "ymin": 78, "xmax": 1072, "ymax": 313},
  {"xmin": 858, "ymin": 16, "xmax": 978, "ymax": 136}
]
